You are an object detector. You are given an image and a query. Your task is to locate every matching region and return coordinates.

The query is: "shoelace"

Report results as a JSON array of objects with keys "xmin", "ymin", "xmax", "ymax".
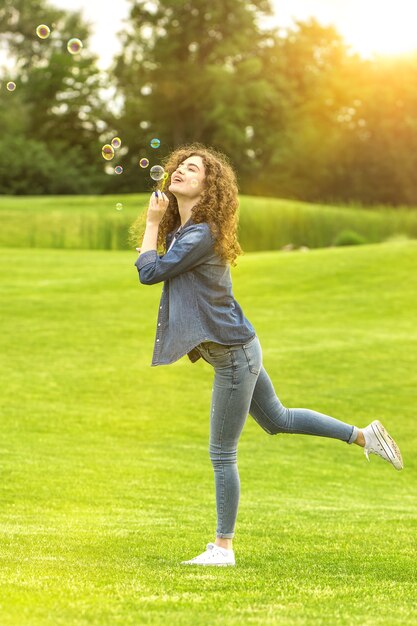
[
  {"xmin": 364, "ymin": 435, "xmax": 396, "ymax": 462},
  {"xmin": 364, "ymin": 440, "xmax": 387, "ymax": 461},
  {"xmin": 364, "ymin": 446, "xmax": 374, "ymax": 462}
]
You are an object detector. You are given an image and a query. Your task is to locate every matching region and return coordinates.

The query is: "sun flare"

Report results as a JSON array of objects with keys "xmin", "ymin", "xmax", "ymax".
[{"xmin": 343, "ymin": 1, "xmax": 417, "ymax": 58}]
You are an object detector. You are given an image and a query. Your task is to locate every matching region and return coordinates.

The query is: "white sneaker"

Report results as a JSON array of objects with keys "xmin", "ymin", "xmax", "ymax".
[
  {"xmin": 362, "ymin": 420, "xmax": 403, "ymax": 470},
  {"xmin": 180, "ymin": 542, "xmax": 236, "ymax": 566}
]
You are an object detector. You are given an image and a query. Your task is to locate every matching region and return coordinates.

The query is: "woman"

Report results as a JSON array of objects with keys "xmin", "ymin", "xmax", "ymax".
[{"xmin": 133, "ymin": 143, "xmax": 403, "ymax": 567}]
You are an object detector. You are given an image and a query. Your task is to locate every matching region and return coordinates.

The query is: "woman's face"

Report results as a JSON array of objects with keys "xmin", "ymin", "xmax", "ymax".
[{"xmin": 168, "ymin": 155, "xmax": 206, "ymax": 198}]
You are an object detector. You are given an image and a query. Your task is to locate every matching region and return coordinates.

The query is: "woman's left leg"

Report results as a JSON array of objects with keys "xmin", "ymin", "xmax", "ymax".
[
  {"xmin": 249, "ymin": 364, "xmax": 359, "ymax": 442},
  {"xmin": 249, "ymin": 366, "xmax": 359, "ymax": 443}
]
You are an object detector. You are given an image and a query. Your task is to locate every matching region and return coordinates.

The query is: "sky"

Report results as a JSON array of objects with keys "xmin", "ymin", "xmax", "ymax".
[{"xmin": 45, "ymin": 0, "xmax": 417, "ymax": 69}]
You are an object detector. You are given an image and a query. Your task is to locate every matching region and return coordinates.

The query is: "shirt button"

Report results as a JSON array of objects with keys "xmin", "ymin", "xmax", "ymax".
[
  {"xmin": 158, "ymin": 323, "xmax": 161, "ymax": 326},
  {"xmin": 156, "ymin": 339, "xmax": 159, "ymax": 342},
  {"xmin": 160, "ymin": 306, "xmax": 162, "ymax": 309}
]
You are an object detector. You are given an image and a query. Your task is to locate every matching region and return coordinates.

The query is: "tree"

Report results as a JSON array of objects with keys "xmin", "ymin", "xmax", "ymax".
[
  {"xmin": 326, "ymin": 53, "xmax": 417, "ymax": 205},
  {"xmin": 0, "ymin": 0, "xmax": 110, "ymax": 193},
  {"xmin": 111, "ymin": 0, "xmax": 277, "ymax": 192},
  {"xmin": 243, "ymin": 18, "xmax": 361, "ymax": 199}
]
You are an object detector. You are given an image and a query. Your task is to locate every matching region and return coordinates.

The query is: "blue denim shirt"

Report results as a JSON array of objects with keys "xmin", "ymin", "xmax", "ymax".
[{"xmin": 134, "ymin": 217, "xmax": 256, "ymax": 366}]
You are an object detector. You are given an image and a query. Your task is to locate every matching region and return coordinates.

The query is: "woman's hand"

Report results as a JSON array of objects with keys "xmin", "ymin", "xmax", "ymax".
[{"xmin": 146, "ymin": 190, "xmax": 169, "ymax": 226}]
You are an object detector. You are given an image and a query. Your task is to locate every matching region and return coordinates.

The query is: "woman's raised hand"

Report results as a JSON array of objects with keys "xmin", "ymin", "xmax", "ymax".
[{"xmin": 146, "ymin": 190, "xmax": 169, "ymax": 226}]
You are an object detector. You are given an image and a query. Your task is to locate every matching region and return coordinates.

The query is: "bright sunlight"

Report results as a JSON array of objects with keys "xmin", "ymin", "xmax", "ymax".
[{"xmin": 343, "ymin": 0, "xmax": 417, "ymax": 58}]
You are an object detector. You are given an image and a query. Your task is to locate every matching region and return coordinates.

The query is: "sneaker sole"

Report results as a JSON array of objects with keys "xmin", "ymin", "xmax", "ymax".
[
  {"xmin": 181, "ymin": 562, "xmax": 235, "ymax": 566},
  {"xmin": 372, "ymin": 420, "xmax": 404, "ymax": 470}
]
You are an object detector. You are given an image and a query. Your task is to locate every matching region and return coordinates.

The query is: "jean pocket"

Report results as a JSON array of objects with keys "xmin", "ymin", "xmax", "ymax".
[
  {"xmin": 242, "ymin": 336, "xmax": 261, "ymax": 375},
  {"xmin": 242, "ymin": 335, "xmax": 257, "ymax": 349},
  {"xmin": 205, "ymin": 341, "xmax": 232, "ymax": 358}
]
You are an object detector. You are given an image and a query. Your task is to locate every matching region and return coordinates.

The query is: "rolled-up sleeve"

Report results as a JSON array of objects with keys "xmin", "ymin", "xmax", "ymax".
[{"xmin": 134, "ymin": 224, "xmax": 213, "ymax": 285}]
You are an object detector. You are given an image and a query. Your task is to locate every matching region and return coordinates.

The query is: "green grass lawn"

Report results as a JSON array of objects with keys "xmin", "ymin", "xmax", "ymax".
[
  {"xmin": 1, "ymin": 193, "xmax": 416, "ymax": 251},
  {"xmin": 0, "ymin": 241, "xmax": 416, "ymax": 625}
]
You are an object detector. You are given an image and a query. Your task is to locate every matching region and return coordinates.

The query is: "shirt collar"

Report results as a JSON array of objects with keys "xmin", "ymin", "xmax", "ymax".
[
  {"xmin": 180, "ymin": 216, "xmax": 194, "ymax": 228},
  {"xmin": 175, "ymin": 216, "xmax": 194, "ymax": 234}
]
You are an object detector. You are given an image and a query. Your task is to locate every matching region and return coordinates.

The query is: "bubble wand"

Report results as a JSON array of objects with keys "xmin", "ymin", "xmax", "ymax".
[{"xmin": 160, "ymin": 171, "xmax": 169, "ymax": 192}]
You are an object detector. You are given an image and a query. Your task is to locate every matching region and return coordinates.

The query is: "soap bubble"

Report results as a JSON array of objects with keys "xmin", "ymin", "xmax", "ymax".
[
  {"xmin": 115, "ymin": 203, "xmax": 123, "ymax": 211},
  {"xmin": 101, "ymin": 144, "xmax": 115, "ymax": 160},
  {"xmin": 111, "ymin": 137, "xmax": 121, "ymax": 149},
  {"xmin": 139, "ymin": 158, "xmax": 149, "ymax": 168},
  {"xmin": 150, "ymin": 165, "xmax": 165, "ymax": 181},
  {"xmin": 190, "ymin": 178, "xmax": 199, "ymax": 187},
  {"xmin": 36, "ymin": 24, "xmax": 50, "ymax": 39},
  {"xmin": 150, "ymin": 138, "xmax": 160, "ymax": 149},
  {"xmin": 67, "ymin": 38, "xmax": 83, "ymax": 55},
  {"xmin": 6, "ymin": 82, "xmax": 16, "ymax": 91},
  {"xmin": 114, "ymin": 165, "xmax": 123, "ymax": 175}
]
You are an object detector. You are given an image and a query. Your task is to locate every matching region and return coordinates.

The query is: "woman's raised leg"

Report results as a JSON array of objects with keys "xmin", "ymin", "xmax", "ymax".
[{"xmin": 248, "ymin": 365, "xmax": 359, "ymax": 444}]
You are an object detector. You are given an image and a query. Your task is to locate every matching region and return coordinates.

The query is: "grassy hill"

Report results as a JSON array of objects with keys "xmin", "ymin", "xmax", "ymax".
[
  {"xmin": 1, "ymin": 193, "xmax": 416, "ymax": 251},
  {"xmin": 0, "ymin": 240, "xmax": 416, "ymax": 625}
]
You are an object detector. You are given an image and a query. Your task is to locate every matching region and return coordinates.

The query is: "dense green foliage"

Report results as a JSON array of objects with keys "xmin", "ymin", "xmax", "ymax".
[
  {"xmin": 0, "ymin": 242, "xmax": 416, "ymax": 625},
  {"xmin": 1, "ymin": 0, "xmax": 417, "ymax": 204},
  {"xmin": 0, "ymin": 0, "xmax": 110, "ymax": 194},
  {"xmin": 0, "ymin": 194, "xmax": 416, "ymax": 252}
]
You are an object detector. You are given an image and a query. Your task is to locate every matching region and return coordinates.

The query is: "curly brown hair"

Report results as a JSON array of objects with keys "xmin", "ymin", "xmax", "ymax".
[{"xmin": 129, "ymin": 142, "xmax": 244, "ymax": 267}]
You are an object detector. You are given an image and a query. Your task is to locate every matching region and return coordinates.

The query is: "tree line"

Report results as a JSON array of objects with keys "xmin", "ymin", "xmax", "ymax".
[{"xmin": 1, "ymin": 0, "xmax": 416, "ymax": 206}]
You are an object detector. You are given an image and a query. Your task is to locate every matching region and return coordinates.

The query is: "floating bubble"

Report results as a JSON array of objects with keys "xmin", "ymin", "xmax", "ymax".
[
  {"xmin": 101, "ymin": 144, "xmax": 115, "ymax": 161},
  {"xmin": 6, "ymin": 82, "xmax": 16, "ymax": 91},
  {"xmin": 139, "ymin": 158, "xmax": 149, "ymax": 168},
  {"xmin": 150, "ymin": 165, "xmax": 165, "ymax": 181},
  {"xmin": 36, "ymin": 24, "xmax": 50, "ymax": 39},
  {"xmin": 190, "ymin": 178, "xmax": 199, "ymax": 187},
  {"xmin": 150, "ymin": 138, "xmax": 160, "ymax": 149},
  {"xmin": 115, "ymin": 203, "xmax": 123, "ymax": 211},
  {"xmin": 114, "ymin": 165, "xmax": 123, "ymax": 175},
  {"xmin": 111, "ymin": 137, "xmax": 121, "ymax": 149},
  {"xmin": 67, "ymin": 38, "xmax": 83, "ymax": 55}
]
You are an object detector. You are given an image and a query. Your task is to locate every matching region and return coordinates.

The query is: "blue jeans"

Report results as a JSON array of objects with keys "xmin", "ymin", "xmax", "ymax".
[{"xmin": 195, "ymin": 335, "xmax": 359, "ymax": 539}]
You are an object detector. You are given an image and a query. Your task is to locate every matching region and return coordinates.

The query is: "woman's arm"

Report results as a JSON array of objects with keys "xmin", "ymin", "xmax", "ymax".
[
  {"xmin": 135, "ymin": 223, "xmax": 213, "ymax": 285},
  {"xmin": 138, "ymin": 221, "xmax": 159, "ymax": 255},
  {"xmin": 135, "ymin": 191, "xmax": 168, "ymax": 255}
]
